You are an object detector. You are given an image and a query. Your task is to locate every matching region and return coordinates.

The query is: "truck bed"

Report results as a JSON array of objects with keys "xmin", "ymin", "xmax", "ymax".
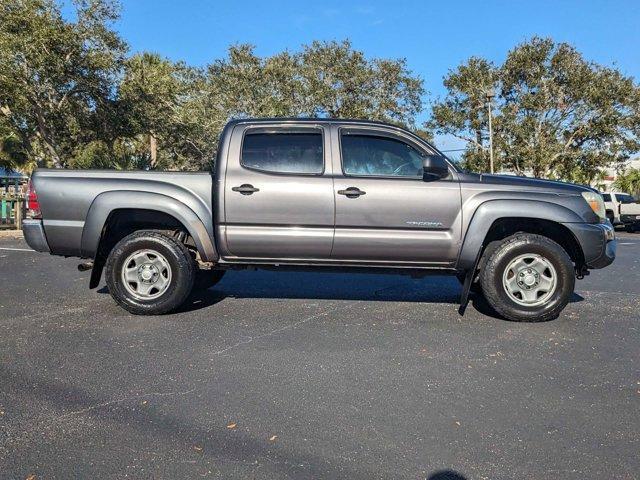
[{"xmin": 32, "ymin": 169, "xmax": 213, "ymax": 258}]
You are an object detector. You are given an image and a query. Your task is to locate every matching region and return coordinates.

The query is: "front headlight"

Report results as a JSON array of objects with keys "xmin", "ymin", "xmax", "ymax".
[{"xmin": 581, "ymin": 191, "xmax": 606, "ymax": 220}]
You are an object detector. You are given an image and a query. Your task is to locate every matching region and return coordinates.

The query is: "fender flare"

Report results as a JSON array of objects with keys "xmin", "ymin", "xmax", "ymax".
[
  {"xmin": 456, "ymin": 199, "xmax": 584, "ymax": 271},
  {"xmin": 81, "ymin": 190, "xmax": 218, "ymax": 262}
]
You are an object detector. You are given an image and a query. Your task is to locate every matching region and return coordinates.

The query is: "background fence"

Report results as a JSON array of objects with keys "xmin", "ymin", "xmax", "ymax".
[{"xmin": 0, "ymin": 177, "xmax": 26, "ymax": 230}]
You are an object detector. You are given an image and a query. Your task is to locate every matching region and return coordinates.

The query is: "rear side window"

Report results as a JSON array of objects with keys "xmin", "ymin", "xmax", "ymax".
[
  {"xmin": 241, "ymin": 131, "xmax": 323, "ymax": 174},
  {"xmin": 341, "ymin": 133, "xmax": 425, "ymax": 178}
]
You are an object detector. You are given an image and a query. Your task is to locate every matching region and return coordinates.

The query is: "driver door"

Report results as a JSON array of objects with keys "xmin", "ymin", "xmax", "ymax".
[{"xmin": 330, "ymin": 126, "xmax": 462, "ymax": 265}]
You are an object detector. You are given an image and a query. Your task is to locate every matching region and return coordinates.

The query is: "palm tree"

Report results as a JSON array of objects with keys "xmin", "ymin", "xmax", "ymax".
[{"xmin": 612, "ymin": 168, "xmax": 640, "ymax": 197}]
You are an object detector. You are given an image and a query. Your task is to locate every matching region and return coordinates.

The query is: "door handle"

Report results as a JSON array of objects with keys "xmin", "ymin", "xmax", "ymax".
[
  {"xmin": 337, "ymin": 187, "xmax": 366, "ymax": 198},
  {"xmin": 232, "ymin": 184, "xmax": 259, "ymax": 195}
]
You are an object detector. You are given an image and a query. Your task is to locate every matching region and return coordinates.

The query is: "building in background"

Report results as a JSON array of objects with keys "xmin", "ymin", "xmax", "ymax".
[{"xmin": 0, "ymin": 167, "xmax": 28, "ymax": 193}]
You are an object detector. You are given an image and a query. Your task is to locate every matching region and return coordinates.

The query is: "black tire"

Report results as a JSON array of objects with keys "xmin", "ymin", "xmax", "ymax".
[
  {"xmin": 625, "ymin": 224, "xmax": 636, "ymax": 233},
  {"xmin": 606, "ymin": 211, "xmax": 615, "ymax": 225},
  {"xmin": 105, "ymin": 230, "xmax": 195, "ymax": 315},
  {"xmin": 194, "ymin": 269, "xmax": 226, "ymax": 290},
  {"xmin": 479, "ymin": 233, "xmax": 575, "ymax": 322}
]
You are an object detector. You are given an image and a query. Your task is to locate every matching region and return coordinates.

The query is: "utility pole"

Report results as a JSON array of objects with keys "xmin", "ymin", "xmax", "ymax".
[{"xmin": 486, "ymin": 88, "xmax": 495, "ymax": 174}]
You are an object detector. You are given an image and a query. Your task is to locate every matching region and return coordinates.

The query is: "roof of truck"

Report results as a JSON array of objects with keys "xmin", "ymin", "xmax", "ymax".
[
  {"xmin": 222, "ymin": 116, "xmax": 446, "ymax": 158},
  {"xmin": 225, "ymin": 117, "xmax": 408, "ymax": 128}
]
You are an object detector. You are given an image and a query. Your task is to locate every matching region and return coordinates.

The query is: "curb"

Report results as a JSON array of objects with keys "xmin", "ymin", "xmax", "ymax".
[{"xmin": 0, "ymin": 229, "xmax": 23, "ymax": 238}]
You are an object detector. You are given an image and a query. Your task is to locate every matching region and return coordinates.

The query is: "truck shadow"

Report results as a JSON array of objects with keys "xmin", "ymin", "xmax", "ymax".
[
  {"xmin": 99, "ymin": 270, "xmax": 584, "ymax": 320},
  {"xmin": 427, "ymin": 471, "xmax": 468, "ymax": 480},
  {"xmin": 178, "ymin": 270, "xmax": 462, "ymax": 313}
]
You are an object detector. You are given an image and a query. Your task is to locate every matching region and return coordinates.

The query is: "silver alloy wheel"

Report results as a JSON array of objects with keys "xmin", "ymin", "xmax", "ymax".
[
  {"xmin": 121, "ymin": 249, "xmax": 172, "ymax": 300},
  {"xmin": 502, "ymin": 253, "xmax": 557, "ymax": 307}
]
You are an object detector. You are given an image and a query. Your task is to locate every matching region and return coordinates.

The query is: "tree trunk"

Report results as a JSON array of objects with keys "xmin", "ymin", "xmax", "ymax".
[
  {"xmin": 149, "ymin": 133, "xmax": 157, "ymax": 169},
  {"xmin": 33, "ymin": 104, "xmax": 62, "ymax": 167}
]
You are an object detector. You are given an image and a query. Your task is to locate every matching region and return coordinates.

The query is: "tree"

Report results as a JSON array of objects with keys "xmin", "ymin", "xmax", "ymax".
[
  {"xmin": 0, "ymin": 0, "xmax": 126, "ymax": 168},
  {"xmin": 299, "ymin": 40, "xmax": 423, "ymax": 126},
  {"xmin": 427, "ymin": 37, "xmax": 640, "ymax": 183},
  {"xmin": 0, "ymin": 117, "xmax": 31, "ymax": 171},
  {"xmin": 116, "ymin": 53, "xmax": 208, "ymax": 170},
  {"xmin": 1, "ymin": 2, "xmax": 426, "ymax": 172},
  {"xmin": 425, "ymin": 57, "xmax": 496, "ymax": 172},
  {"xmin": 206, "ymin": 40, "xmax": 425, "ymax": 125}
]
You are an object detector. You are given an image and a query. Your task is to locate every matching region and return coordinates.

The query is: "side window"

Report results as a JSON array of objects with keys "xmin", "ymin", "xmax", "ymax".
[
  {"xmin": 602, "ymin": 194, "xmax": 611, "ymax": 202},
  {"xmin": 341, "ymin": 133, "xmax": 425, "ymax": 178},
  {"xmin": 241, "ymin": 130, "xmax": 323, "ymax": 174},
  {"xmin": 618, "ymin": 194, "xmax": 636, "ymax": 204}
]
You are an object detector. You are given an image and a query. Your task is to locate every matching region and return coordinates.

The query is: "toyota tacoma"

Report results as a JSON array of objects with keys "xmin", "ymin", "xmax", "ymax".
[{"xmin": 22, "ymin": 118, "xmax": 616, "ymax": 321}]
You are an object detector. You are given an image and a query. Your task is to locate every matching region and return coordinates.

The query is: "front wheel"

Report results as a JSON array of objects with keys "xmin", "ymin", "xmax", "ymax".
[
  {"xmin": 105, "ymin": 230, "xmax": 195, "ymax": 315},
  {"xmin": 479, "ymin": 234, "xmax": 575, "ymax": 322}
]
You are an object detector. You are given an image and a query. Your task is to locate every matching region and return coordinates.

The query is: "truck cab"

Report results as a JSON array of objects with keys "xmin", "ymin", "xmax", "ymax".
[{"xmin": 216, "ymin": 120, "xmax": 460, "ymax": 266}]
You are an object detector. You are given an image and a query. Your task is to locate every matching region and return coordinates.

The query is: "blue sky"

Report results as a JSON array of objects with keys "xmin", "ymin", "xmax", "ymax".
[{"xmin": 109, "ymin": 0, "xmax": 640, "ymax": 151}]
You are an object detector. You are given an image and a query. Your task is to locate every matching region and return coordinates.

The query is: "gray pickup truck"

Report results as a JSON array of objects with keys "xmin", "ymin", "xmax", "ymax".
[{"xmin": 23, "ymin": 118, "xmax": 616, "ymax": 321}]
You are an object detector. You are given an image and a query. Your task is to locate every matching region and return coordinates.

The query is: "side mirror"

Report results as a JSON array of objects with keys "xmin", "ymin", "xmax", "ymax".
[{"xmin": 422, "ymin": 155, "xmax": 450, "ymax": 182}]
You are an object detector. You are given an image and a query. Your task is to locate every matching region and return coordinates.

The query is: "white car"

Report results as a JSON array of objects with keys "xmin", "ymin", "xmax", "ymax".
[{"xmin": 602, "ymin": 192, "xmax": 640, "ymax": 232}]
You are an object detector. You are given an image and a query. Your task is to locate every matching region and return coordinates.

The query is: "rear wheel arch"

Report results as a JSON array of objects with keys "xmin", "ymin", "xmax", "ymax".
[
  {"xmin": 97, "ymin": 209, "xmax": 195, "ymax": 257},
  {"xmin": 82, "ymin": 191, "xmax": 217, "ymax": 262}
]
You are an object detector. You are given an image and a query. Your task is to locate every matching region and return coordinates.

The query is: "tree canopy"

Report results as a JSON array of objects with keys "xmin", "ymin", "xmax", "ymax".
[
  {"xmin": 427, "ymin": 37, "xmax": 640, "ymax": 184},
  {"xmin": 0, "ymin": 0, "xmax": 424, "ymax": 171},
  {"xmin": 1, "ymin": 2, "xmax": 639, "ymax": 181}
]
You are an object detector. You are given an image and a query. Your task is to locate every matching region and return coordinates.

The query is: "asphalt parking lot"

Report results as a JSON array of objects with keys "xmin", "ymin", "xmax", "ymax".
[{"xmin": 0, "ymin": 231, "xmax": 638, "ymax": 480}]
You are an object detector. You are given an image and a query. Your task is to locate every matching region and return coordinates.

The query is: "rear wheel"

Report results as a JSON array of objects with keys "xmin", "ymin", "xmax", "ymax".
[
  {"xmin": 479, "ymin": 233, "xmax": 575, "ymax": 322},
  {"xmin": 105, "ymin": 230, "xmax": 195, "ymax": 315}
]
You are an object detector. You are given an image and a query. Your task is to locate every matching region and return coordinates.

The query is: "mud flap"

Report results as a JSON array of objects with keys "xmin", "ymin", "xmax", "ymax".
[
  {"xmin": 458, "ymin": 249, "xmax": 483, "ymax": 316},
  {"xmin": 89, "ymin": 256, "xmax": 105, "ymax": 289}
]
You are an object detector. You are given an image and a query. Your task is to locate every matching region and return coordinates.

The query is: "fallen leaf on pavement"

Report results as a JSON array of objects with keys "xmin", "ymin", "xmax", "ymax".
[
  {"xmin": 269, "ymin": 435, "xmax": 277, "ymax": 441},
  {"xmin": 227, "ymin": 422, "xmax": 237, "ymax": 429}
]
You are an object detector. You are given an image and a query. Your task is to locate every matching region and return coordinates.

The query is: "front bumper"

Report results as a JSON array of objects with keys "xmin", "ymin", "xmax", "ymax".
[
  {"xmin": 22, "ymin": 219, "xmax": 50, "ymax": 253},
  {"xmin": 620, "ymin": 214, "xmax": 640, "ymax": 226},
  {"xmin": 564, "ymin": 222, "xmax": 616, "ymax": 269}
]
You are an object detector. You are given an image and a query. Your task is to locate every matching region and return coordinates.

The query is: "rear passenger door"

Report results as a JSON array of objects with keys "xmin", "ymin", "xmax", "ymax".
[{"xmin": 223, "ymin": 123, "xmax": 335, "ymax": 259}]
